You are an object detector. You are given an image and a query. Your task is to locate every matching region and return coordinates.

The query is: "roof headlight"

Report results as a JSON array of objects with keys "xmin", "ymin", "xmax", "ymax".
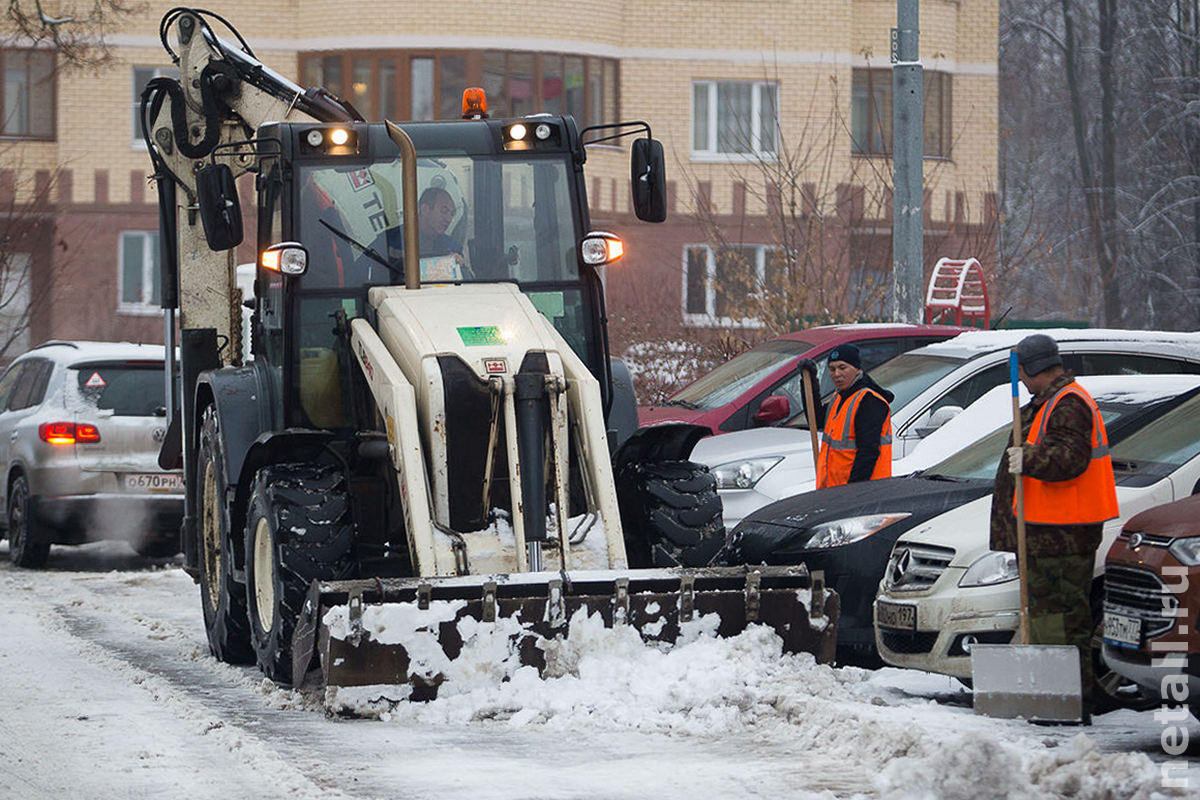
[
  {"xmin": 306, "ymin": 129, "xmax": 323, "ymax": 147},
  {"xmin": 535, "ymin": 123, "xmax": 552, "ymax": 140},
  {"xmin": 509, "ymin": 123, "xmax": 528, "ymax": 141},
  {"xmin": 329, "ymin": 128, "xmax": 349, "ymax": 146}
]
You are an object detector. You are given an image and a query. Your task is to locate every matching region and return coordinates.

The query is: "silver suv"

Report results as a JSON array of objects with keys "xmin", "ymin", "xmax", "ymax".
[{"xmin": 1, "ymin": 341, "xmax": 183, "ymax": 566}]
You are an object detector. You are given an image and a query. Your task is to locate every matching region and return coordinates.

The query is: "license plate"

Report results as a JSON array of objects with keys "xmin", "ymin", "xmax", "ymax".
[
  {"xmin": 1103, "ymin": 611, "xmax": 1142, "ymax": 649},
  {"xmin": 876, "ymin": 600, "xmax": 917, "ymax": 630},
  {"xmin": 122, "ymin": 472, "xmax": 184, "ymax": 492}
]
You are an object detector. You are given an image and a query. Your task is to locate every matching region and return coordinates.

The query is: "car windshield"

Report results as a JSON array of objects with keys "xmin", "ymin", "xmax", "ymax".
[
  {"xmin": 72, "ymin": 362, "xmax": 165, "ymax": 416},
  {"xmin": 867, "ymin": 352, "xmax": 968, "ymax": 411},
  {"xmin": 670, "ymin": 339, "xmax": 815, "ymax": 410},
  {"xmin": 1110, "ymin": 392, "xmax": 1200, "ymax": 470},
  {"xmin": 925, "ymin": 399, "xmax": 1174, "ymax": 481}
]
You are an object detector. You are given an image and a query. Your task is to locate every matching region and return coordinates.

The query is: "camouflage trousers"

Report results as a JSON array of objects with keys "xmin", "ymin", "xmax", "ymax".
[{"xmin": 1025, "ymin": 551, "xmax": 1095, "ymax": 704}]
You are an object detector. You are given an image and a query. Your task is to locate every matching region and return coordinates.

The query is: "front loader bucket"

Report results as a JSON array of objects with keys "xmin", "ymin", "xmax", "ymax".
[{"xmin": 294, "ymin": 565, "xmax": 838, "ymax": 702}]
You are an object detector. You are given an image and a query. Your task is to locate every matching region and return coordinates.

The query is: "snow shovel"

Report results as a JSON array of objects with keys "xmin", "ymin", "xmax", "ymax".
[{"xmin": 971, "ymin": 350, "xmax": 1083, "ymax": 723}]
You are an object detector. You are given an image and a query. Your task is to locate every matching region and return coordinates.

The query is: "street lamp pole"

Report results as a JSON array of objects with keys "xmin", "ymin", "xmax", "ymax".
[{"xmin": 892, "ymin": 0, "xmax": 924, "ymax": 322}]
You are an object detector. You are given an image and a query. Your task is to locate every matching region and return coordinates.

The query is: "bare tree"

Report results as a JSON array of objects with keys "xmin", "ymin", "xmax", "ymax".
[
  {"xmin": 0, "ymin": 152, "xmax": 60, "ymax": 362},
  {"xmin": 616, "ymin": 68, "xmax": 1000, "ymax": 402},
  {"xmin": 1001, "ymin": 0, "xmax": 1200, "ymax": 329},
  {"xmin": 4, "ymin": 0, "xmax": 142, "ymax": 67}
]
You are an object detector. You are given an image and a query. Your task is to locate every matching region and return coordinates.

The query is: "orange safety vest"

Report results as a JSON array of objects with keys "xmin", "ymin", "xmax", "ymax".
[
  {"xmin": 816, "ymin": 387, "xmax": 892, "ymax": 489},
  {"xmin": 1017, "ymin": 383, "xmax": 1119, "ymax": 525}
]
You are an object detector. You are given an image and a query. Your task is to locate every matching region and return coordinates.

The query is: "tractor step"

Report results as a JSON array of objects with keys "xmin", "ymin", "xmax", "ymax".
[{"xmin": 293, "ymin": 565, "xmax": 839, "ymax": 701}]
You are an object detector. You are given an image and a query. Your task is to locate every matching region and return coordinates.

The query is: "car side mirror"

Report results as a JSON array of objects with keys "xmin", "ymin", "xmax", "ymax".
[
  {"xmin": 754, "ymin": 395, "xmax": 790, "ymax": 425},
  {"xmin": 631, "ymin": 137, "xmax": 667, "ymax": 223},
  {"xmin": 196, "ymin": 163, "xmax": 244, "ymax": 251},
  {"xmin": 916, "ymin": 405, "xmax": 963, "ymax": 437}
]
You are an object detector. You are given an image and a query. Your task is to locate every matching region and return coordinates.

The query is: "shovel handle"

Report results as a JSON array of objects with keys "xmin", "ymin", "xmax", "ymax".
[
  {"xmin": 1010, "ymin": 351, "xmax": 1030, "ymax": 646},
  {"xmin": 802, "ymin": 365, "xmax": 820, "ymax": 473}
]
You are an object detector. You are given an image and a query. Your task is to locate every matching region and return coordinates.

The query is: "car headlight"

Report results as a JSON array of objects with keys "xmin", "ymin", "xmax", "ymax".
[
  {"xmin": 806, "ymin": 513, "xmax": 912, "ymax": 549},
  {"xmin": 1168, "ymin": 537, "xmax": 1200, "ymax": 567},
  {"xmin": 712, "ymin": 457, "xmax": 783, "ymax": 489},
  {"xmin": 958, "ymin": 551, "xmax": 1019, "ymax": 587}
]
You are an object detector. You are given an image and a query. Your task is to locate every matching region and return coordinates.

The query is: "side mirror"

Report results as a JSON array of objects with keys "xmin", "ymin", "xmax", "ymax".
[
  {"xmin": 754, "ymin": 395, "xmax": 790, "ymax": 425},
  {"xmin": 915, "ymin": 405, "xmax": 963, "ymax": 437},
  {"xmin": 631, "ymin": 138, "xmax": 667, "ymax": 223},
  {"xmin": 196, "ymin": 163, "xmax": 244, "ymax": 251}
]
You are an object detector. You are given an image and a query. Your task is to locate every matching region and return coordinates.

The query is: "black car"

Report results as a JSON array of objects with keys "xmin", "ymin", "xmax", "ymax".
[{"xmin": 723, "ymin": 377, "xmax": 1200, "ymax": 664}]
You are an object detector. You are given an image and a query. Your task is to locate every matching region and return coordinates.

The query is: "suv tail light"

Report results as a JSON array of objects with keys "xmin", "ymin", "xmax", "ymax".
[{"xmin": 38, "ymin": 422, "xmax": 101, "ymax": 445}]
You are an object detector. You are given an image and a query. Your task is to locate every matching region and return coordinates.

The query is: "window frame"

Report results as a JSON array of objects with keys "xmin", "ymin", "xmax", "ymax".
[
  {"xmin": 681, "ymin": 242, "xmax": 780, "ymax": 327},
  {"xmin": 850, "ymin": 67, "xmax": 952, "ymax": 159},
  {"xmin": 117, "ymin": 231, "xmax": 163, "ymax": 316},
  {"xmin": 298, "ymin": 50, "xmax": 618, "ymax": 126},
  {"xmin": 132, "ymin": 65, "xmax": 179, "ymax": 148},
  {"xmin": 690, "ymin": 79, "xmax": 779, "ymax": 162},
  {"xmin": 1, "ymin": 48, "xmax": 55, "ymax": 141}
]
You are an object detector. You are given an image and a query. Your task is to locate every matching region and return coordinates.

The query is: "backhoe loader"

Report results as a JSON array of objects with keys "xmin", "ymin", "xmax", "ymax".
[{"xmin": 142, "ymin": 8, "xmax": 838, "ymax": 699}]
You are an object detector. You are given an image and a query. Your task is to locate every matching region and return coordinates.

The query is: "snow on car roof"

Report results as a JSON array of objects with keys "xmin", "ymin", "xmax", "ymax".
[
  {"xmin": 912, "ymin": 327, "xmax": 1200, "ymax": 360},
  {"xmin": 23, "ymin": 340, "xmax": 168, "ymax": 365},
  {"xmin": 896, "ymin": 373, "xmax": 1200, "ymax": 473}
]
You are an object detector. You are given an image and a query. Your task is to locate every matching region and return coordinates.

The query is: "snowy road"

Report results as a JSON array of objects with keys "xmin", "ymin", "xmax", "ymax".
[{"xmin": 0, "ymin": 542, "xmax": 1196, "ymax": 800}]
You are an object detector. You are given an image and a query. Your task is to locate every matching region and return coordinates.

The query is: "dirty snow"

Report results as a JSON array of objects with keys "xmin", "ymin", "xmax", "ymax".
[{"xmin": 1, "ymin": 541, "xmax": 1196, "ymax": 799}]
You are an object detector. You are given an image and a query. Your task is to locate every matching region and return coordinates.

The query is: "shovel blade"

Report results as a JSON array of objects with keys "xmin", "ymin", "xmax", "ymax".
[
  {"xmin": 301, "ymin": 566, "xmax": 839, "ymax": 701},
  {"xmin": 971, "ymin": 643, "xmax": 1083, "ymax": 722}
]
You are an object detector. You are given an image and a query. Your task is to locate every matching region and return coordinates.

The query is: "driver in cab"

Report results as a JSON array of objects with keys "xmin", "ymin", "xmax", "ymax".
[{"xmin": 382, "ymin": 186, "xmax": 467, "ymax": 280}]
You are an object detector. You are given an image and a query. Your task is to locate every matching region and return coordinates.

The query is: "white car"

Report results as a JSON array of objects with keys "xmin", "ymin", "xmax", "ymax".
[
  {"xmin": 873, "ymin": 380, "xmax": 1200, "ymax": 704},
  {"xmin": 694, "ymin": 328, "xmax": 1200, "ymax": 528}
]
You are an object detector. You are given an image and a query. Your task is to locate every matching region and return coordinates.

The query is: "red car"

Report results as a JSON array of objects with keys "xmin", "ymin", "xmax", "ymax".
[
  {"xmin": 1103, "ymin": 494, "xmax": 1200, "ymax": 717},
  {"xmin": 638, "ymin": 323, "xmax": 970, "ymax": 435}
]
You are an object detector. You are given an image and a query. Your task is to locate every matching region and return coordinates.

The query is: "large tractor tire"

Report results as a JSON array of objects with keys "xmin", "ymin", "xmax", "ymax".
[
  {"xmin": 618, "ymin": 460, "xmax": 725, "ymax": 568},
  {"xmin": 196, "ymin": 406, "xmax": 254, "ymax": 664},
  {"xmin": 245, "ymin": 464, "xmax": 354, "ymax": 684},
  {"xmin": 8, "ymin": 474, "xmax": 50, "ymax": 568}
]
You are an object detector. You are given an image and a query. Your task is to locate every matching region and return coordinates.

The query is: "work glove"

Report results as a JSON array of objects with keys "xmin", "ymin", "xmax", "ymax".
[{"xmin": 1007, "ymin": 446, "xmax": 1023, "ymax": 476}]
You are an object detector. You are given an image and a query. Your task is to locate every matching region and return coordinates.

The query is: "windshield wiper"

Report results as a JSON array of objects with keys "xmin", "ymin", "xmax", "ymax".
[
  {"xmin": 921, "ymin": 473, "xmax": 968, "ymax": 482},
  {"xmin": 664, "ymin": 399, "xmax": 699, "ymax": 409},
  {"xmin": 318, "ymin": 219, "xmax": 404, "ymax": 277}
]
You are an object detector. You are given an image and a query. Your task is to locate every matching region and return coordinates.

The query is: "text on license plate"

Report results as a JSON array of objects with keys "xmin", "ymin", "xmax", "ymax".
[
  {"xmin": 876, "ymin": 600, "xmax": 917, "ymax": 630},
  {"xmin": 1103, "ymin": 612, "xmax": 1142, "ymax": 649},
  {"xmin": 122, "ymin": 472, "xmax": 184, "ymax": 492}
]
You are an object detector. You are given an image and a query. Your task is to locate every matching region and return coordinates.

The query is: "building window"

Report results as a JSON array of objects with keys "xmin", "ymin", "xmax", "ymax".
[
  {"xmin": 691, "ymin": 81, "xmax": 778, "ymax": 159},
  {"xmin": 2, "ymin": 49, "xmax": 54, "ymax": 139},
  {"xmin": 300, "ymin": 51, "xmax": 618, "ymax": 126},
  {"xmin": 119, "ymin": 232, "xmax": 161, "ymax": 313},
  {"xmin": 0, "ymin": 253, "xmax": 31, "ymax": 357},
  {"xmin": 132, "ymin": 66, "xmax": 179, "ymax": 146},
  {"xmin": 851, "ymin": 68, "xmax": 952, "ymax": 158},
  {"xmin": 682, "ymin": 243, "xmax": 781, "ymax": 326}
]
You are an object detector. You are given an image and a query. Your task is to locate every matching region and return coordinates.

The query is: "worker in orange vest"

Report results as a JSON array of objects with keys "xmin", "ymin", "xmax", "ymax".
[
  {"xmin": 815, "ymin": 344, "xmax": 895, "ymax": 489},
  {"xmin": 989, "ymin": 333, "xmax": 1119, "ymax": 724}
]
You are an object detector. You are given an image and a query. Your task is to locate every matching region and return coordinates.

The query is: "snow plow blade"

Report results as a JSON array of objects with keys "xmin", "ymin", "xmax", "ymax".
[{"xmin": 293, "ymin": 565, "xmax": 838, "ymax": 698}]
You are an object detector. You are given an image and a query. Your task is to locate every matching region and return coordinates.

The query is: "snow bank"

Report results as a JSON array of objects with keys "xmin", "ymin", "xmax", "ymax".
[{"xmin": 322, "ymin": 608, "xmax": 1181, "ymax": 799}]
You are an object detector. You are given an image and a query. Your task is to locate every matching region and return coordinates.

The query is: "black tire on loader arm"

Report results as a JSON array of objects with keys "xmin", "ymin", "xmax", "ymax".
[
  {"xmin": 245, "ymin": 464, "xmax": 355, "ymax": 684},
  {"xmin": 196, "ymin": 405, "xmax": 254, "ymax": 664},
  {"xmin": 618, "ymin": 460, "xmax": 726, "ymax": 568}
]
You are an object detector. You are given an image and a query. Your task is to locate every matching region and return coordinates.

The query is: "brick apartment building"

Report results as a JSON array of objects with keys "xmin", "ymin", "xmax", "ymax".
[{"xmin": 0, "ymin": 0, "xmax": 997, "ymax": 361}]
